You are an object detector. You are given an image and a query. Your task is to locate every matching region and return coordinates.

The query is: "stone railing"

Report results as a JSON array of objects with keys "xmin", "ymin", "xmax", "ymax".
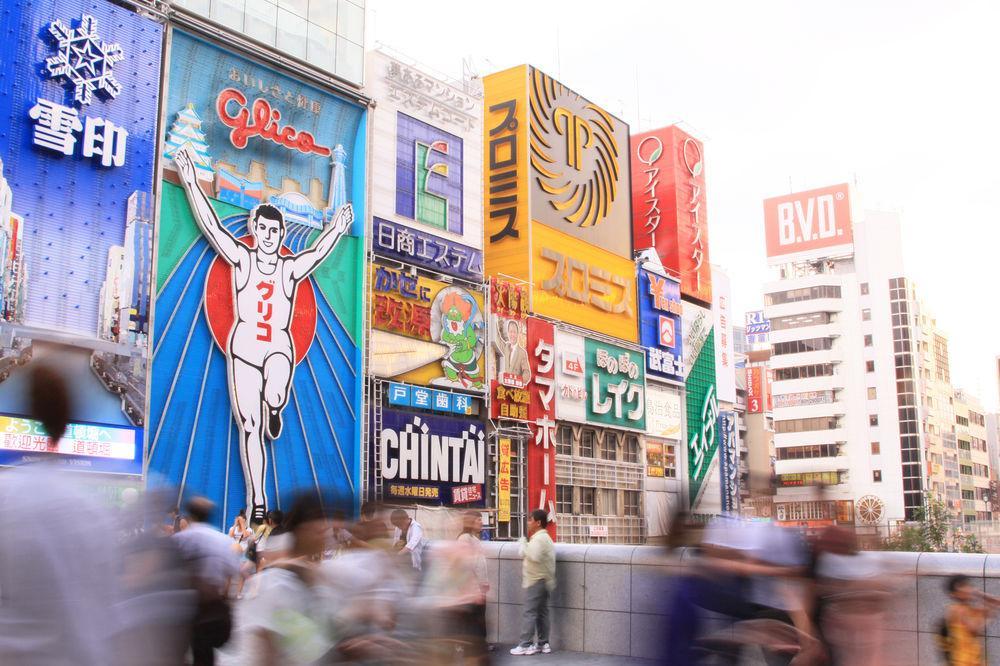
[{"xmin": 480, "ymin": 542, "xmax": 1000, "ymax": 663}]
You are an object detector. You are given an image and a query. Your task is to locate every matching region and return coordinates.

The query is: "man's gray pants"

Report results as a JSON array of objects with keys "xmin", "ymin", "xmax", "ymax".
[{"xmin": 518, "ymin": 580, "xmax": 550, "ymax": 647}]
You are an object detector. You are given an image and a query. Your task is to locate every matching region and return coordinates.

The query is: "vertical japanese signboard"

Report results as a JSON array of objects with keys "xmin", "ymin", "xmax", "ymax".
[
  {"xmin": 366, "ymin": 51, "xmax": 484, "ymax": 281},
  {"xmin": 149, "ymin": 31, "xmax": 367, "ymax": 523},
  {"xmin": 631, "ymin": 126, "xmax": 712, "ymax": 304},
  {"xmin": 0, "ymin": 1, "xmax": 162, "ymax": 474},
  {"xmin": 746, "ymin": 367, "xmax": 764, "ymax": 414},
  {"xmin": 498, "ymin": 437, "xmax": 512, "ymax": 522},
  {"xmin": 585, "ymin": 338, "xmax": 646, "ymax": 431},
  {"xmin": 713, "ymin": 266, "xmax": 735, "ymax": 403},
  {"xmin": 490, "ymin": 278, "xmax": 531, "ymax": 420},
  {"xmin": 683, "ymin": 301, "xmax": 718, "ymax": 506},
  {"xmin": 718, "ymin": 411, "xmax": 739, "ymax": 513},
  {"xmin": 369, "ymin": 265, "xmax": 485, "ymax": 391},
  {"xmin": 638, "ymin": 268, "xmax": 684, "ymax": 383},
  {"xmin": 527, "ymin": 317, "xmax": 556, "ymax": 538}
]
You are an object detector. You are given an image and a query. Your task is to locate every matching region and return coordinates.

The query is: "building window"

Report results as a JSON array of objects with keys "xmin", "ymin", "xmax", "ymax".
[
  {"xmin": 579, "ymin": 487, "xmax": 595, "ymax": 514},
  {"xmin": 869, "ymin": 414, "xmax": 879, "ymax": 426},
  {"xmin": 598, "ymin": 488, "xmax": 618, "ymax": 516},
  {"xmin": 764, "ymin": 285, "xmax": 842, "ymax": 306},
  {"xmin": 624, "ymin": 491, "xmax": 641, "ymax": 517},
  {"xmin": 556, "ymin": 485, "xmax": 573, "ymax": 514},
  {"xmin": 772, "ymin": 337, "xmax": 834, "ymax": 356},
  {"xmin": 871, "ymin": 442, "xmax": 881, "ymax": 455},
  {"xmin": 623, "ymin": 435, "xmax": 640, "ymax": 464},
  {"xmin": 774, "ymin": 417, "xmax": 838, "ymax": 433},
  {"xmin": 866, "ymin": 360, "xmax": 875, "ymax": 373},
  {"xmin": 556, "ymin": 425, "xmax": 573, "ymax": 456},
  {"xmin": 599, "ymin": 433, "xmax": 617, "ymax": 461},
  {"xmin": 771, "ymin": 312, "xmax": 832, "ymax": 331},
  {"xmin": 864, "ymin": 334, "xmax": 873, "ymax": 347},
  {"xmin": 776, "ymin": 444, "xmax": 840, "ymax": 460},
  {"xmin": 773, "ymin": 363, "xmax": 835, "ymax": 381},
  {"xmin": 873, "ymin": 470, "xmax": 882, "ymax": 483},
  {"xmin": 861, "ymin": 308, "xmax": 871, "ymax": 321},
  {"xmin": 664, "ymin": 443, "xmax": 677, "ymax": 478},
  {"xmin": 867, "ymin": 387, "xmax": 877, "ymax": 400},
  {"xmin": 580, "ymin": 429, "xmax": 596, "ymax": 458},
  {"xmin": 860, "ymin": 283, "xmax": 870, "ymax": 295}
]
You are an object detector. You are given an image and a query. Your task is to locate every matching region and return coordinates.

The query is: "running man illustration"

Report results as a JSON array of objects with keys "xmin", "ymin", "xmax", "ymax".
[{"xmin": 174, "ymin": 145, "xmax": 353, "ymax": 523}]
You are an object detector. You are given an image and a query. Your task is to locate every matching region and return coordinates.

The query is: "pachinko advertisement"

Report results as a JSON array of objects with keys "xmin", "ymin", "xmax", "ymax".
[
  {"xmin": 0, "ymin": 1, "xmax": 162, "ymax": 475},
  {"xmin": 369, "ymin": 264, "xmax": 486, "ymax": 392},
  {"xmin": 148, "ymin": 31, "xmax": 367, "ymax": 524}
]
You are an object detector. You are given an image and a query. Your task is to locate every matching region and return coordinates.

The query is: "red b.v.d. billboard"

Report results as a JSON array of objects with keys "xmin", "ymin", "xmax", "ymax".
[{"xmin": 763, "ymin": 183, "xmax": 853, "ymax": 263}]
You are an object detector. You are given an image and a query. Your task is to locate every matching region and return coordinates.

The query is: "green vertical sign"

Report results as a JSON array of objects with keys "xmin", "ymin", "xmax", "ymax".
[
  {"xmin": 686, "ymin": 328, "xmax": 719, "ymax": 505},
  {"xmin": 585, "ymin": 338, "xmax": 646, "ymax": 431}
]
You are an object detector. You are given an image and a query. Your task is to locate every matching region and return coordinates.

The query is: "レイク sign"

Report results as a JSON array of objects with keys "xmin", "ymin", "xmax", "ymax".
[
  {"xmin": 763, "ymin": 183, "xmax": 853, "ymax": 262},
  {"xmin": 585, "ymin": 338, "xmax": 646, "ymax": 431}
]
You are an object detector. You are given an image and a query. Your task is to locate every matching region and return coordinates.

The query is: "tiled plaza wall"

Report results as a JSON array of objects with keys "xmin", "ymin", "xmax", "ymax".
[{"xmin": 481, "ymin": 542, "xmax": 1000, "ymax": 663}]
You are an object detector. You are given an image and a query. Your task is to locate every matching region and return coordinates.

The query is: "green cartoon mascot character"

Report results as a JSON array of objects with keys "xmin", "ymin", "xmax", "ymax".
[{"xmin": 438, "ymin": 290, "xmax": 483, "ymax": 389}]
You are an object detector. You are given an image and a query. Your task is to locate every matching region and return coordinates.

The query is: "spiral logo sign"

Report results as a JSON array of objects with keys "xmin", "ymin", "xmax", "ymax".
[{"xmin": 527, "ymin": 68, "xmax": 631, "ymax": 257}]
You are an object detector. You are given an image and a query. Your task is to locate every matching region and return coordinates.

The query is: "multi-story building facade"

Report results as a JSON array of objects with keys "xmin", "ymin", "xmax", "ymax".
[
  {"xmin": 915, "ymin": 302, "xmax": 961, "ymax": 520},
  {"xmin": 763, "ymin": 186, "xmax": 919, "ymax": 531},
  {"xmin": 954, "ymin": 390, "xmax": 992, "ymax": 523}
]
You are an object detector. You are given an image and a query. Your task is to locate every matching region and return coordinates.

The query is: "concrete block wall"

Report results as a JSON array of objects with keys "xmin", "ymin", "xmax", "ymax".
[{"xmin": 482, "ymin": 542, "xmax": 1000, "ymax": 663}]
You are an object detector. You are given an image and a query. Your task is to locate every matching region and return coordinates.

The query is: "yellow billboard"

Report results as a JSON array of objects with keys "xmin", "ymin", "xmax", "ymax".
[
  {"xmin": 483, "ymin": 65, "xmax": 530, "ymax": 282},
  {"xmin": 370, "ymin": 265, "xmax": 486, "ymax": 391},
  {"xmin": 531, "ymin": 223, "xmax": 637, "ymax": 342}
]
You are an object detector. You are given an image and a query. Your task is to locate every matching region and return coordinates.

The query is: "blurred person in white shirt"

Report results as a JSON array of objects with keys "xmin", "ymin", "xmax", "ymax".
[{"xmin": 391, "ymin": 509, "xmax": 427, "ymax": 571}]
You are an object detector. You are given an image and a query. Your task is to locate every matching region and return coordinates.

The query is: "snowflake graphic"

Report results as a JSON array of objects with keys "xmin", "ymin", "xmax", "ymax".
[{"xmin": 43, "ymin": 14, "xmax": 124, "ymax": 106}]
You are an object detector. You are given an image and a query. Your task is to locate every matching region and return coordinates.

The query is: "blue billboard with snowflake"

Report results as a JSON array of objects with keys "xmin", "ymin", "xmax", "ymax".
[
  {"xmin": 147, "ymin": 31, "xmax": 367, "ymax": 525},
  {"xmin": 0, "ymin": 0, "xmax": 161, "ymax": 472}
]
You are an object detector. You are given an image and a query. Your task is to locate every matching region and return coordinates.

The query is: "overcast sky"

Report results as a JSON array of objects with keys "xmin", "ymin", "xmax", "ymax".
[{"xmin": 368, "ymin": 0, "xmax": 1000, "ymax": 409}]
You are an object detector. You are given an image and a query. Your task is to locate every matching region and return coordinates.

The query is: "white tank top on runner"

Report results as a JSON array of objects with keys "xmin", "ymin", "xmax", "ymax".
[{"xmin": 229, "ymin": 251, "xmax": 296, "ymax": 367}]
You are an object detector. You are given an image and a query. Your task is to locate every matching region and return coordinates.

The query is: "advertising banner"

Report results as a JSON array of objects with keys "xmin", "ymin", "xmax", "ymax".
[
  {"xmin": 746, "ymin": 367, "xmax": 765, "ymax": 414},
  {"xmin": 366, "ymin": 51, "xmax": 483, "ymax": 279},
  {"xmin": 498, "ymin": 437, "xmax": 512, "ymax": 522},
  {"xmin": 638, "ymin": 268, "xmax": 684, "ymax": 383},
  {"xmin": 532, "ymin": 223, "xmax": 637, "ymax": 342},
  {"xmin": 489, "ymin": 278, "xmax": 531, "ymax": 420},
  {"xmin": 375, "ymin": 407, "xmax": 485, "ymax": 506},
  {"xmin": 745, "ymin": 310, "xmax": 771, "ymax": 347},
  {"xmin": 773, "ymin": 389, "xmax": 833, "ymax": 409},
  {"xmin": 527, "ymin": 317, "xmax": 556, "ymax": 537},
  {"xmin": 554, "ymin": 329, "xmax": 587, "ymax": 424},
  {"xmin": 585, "ymin": 338, "xmax": 646, "ymax": 431},
  {"xmin": 763, "ymin": 183, "xmax": 853, "ymax": 263},
  {"xmin": 631, "ymin": 126, "xmax": 712, "ymax": 304},
  {"xmin": 370, "ymin": 264, "xmax": 485, "ymax": 391},
  {"xmin": 0, "ymin": 415, "xmax": 142, "ymax": 476},
  {"xmin": 684, "ymin": 300, "xmax": 718, "ymax": 506},
  {"xmin": 482, "ymin": 65, "xmax": 529, "ymax": 282},
  {"xmin": 386, "ymin": 381, "xmax": 477, "ymax": 417},
  {"xmin": 525, "ymin": 68, "xmax": 632, "ymax": 259},
  {"xmin": 148, "ymin": 31, "xmax": 367, "ymax": 522},
  {"xmin": 713, "ymin": 266, "xmax": 735, "ymax": 404},
  {"xmin": 646, "ymin": 383, "xmax": 682, "ymax": 440},
  {"xmin": 372, "ymin": 217, "xmax": 482, "ymax": 282},
  {"xmin": 645, "ymin": 440, "xmax": 664, "ymax": 477},
  {"xmin": 0, "ymin": 1, "xmax": 162, "ymax": 470},
  {"xmin": 718, "ymin": 411, "xmax": 739, "ymax": 513}
]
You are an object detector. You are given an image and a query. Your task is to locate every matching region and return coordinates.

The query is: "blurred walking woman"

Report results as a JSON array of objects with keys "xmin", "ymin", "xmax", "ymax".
[{"xmin": 456, "ymin": 511, "xmax": 490, "ymax": 664}]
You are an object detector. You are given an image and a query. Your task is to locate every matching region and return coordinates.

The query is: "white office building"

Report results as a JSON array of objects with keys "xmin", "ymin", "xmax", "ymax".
[{"xmin": 764, "ymin": 209, "xmax": 921, "ymax": 531}]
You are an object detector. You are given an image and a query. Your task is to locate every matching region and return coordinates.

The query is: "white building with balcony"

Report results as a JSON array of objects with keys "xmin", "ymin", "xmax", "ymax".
[{"xmin": 764, "ymin": 211, "xmax": 919, "ymax": 530}]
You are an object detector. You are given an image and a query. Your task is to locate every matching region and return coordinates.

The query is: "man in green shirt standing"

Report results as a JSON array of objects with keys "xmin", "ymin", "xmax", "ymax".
[{"xmin": 510, "ymin": 509, "xmax": 556, "ymax": 656}]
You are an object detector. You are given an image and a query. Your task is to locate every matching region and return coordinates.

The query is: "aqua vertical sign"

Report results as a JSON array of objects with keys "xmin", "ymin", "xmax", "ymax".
[{"xmin": 584, "ymin": 337, "xmax": 646, "ymax": 431}]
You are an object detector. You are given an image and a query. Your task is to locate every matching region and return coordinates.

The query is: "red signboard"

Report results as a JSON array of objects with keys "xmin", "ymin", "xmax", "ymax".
[
  {"xmin": 746, "ymin": 367, "xmax": 764, "ymax": 414},
  {"xmin": 763, "ymin": 183, "xmax": 853, "ymax": 261},
  {"xmin": 630, "ymin": 125, "xmax": 712, "ymax": 304},
  {"xmin": 490, "ymin": 278, "xmax": 529, "ymax": 320},
  {"xmin": 527, "ymin": 317, "xmax": 556, "ymax": 539}
]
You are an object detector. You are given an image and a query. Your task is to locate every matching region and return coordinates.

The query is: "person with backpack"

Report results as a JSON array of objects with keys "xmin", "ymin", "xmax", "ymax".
[{"xmin": 173, "ymin": 496, "xmax": 240, "ymax": 666}]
